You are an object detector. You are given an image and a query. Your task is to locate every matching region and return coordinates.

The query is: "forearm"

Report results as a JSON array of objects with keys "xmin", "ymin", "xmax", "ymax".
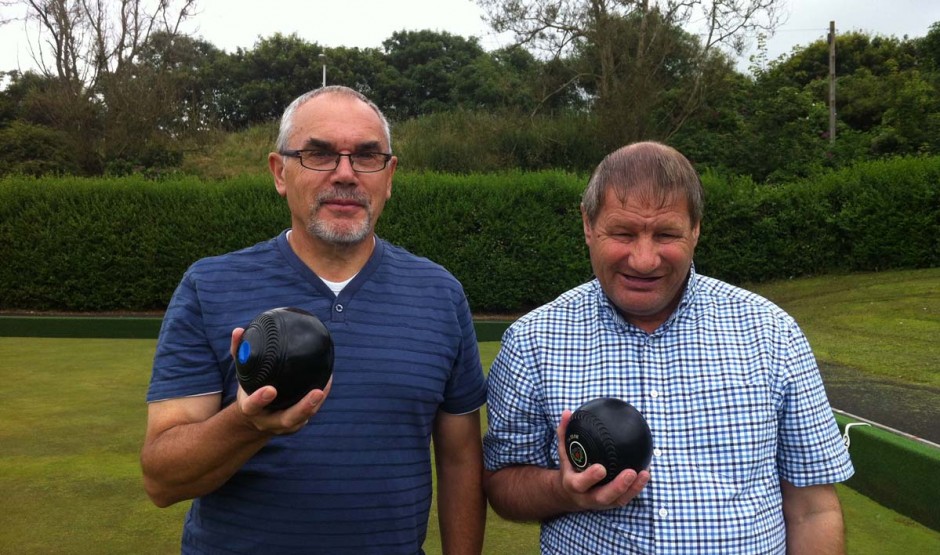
[
  {"xmin": 782, "ymin": 482, "xmax": 846, "ymax": 555},
  {"xmin": 786, "ymin": 507, "xmax": 845, "ymax": 554},
  {"xmin": 141, "ymin": 403, "xmax": 272, "ymax": 507},
  {"xmin": 437, "ymin": 459, "xmax": 485, "ymax": 555},
  {"xmin": 483, "ymin": 466, "xmax": 573, "ymax": 522}
]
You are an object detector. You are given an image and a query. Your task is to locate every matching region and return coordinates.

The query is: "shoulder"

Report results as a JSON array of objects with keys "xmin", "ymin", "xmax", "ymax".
[
  {"xmin": 184, "ymin": 235, "xmax": 282, "ymax": 282},
  {"xmin": 691, "ymin": 273, "xmax": 797, "ymax": 328},
  {"xmin": 505, "ymin": 281, "xmax": 598, "ymax": 339},
  {"xmin": 377, "ymin": 239, "xmax": 463, "ymax": 288}
]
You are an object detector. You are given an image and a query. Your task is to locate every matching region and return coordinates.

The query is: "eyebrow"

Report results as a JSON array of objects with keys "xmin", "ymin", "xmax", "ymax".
[{"xmin": 300, "ymin": 138, "xmax": 384, "ymax": 152}]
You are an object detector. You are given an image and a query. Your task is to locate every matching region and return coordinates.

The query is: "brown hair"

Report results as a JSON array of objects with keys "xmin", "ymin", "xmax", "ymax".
[{"xmin": 581, "ymin": 141, "xmax": 703, "ymax": 227}]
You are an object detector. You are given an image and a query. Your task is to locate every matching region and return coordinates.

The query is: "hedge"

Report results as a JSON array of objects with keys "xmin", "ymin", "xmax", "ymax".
[{"xmin": 1, "ymin": 156, "xmax": 937, "ymax": 313}]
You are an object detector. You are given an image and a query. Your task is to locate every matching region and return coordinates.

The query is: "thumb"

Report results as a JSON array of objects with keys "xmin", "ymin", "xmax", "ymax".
[
  {"xmin": 241, "ymin": 385, "xmax": 277, "ymax": 416},
  {"xmin": 557, "ymin": 410, "xmax": 574, "ymax": 468}
]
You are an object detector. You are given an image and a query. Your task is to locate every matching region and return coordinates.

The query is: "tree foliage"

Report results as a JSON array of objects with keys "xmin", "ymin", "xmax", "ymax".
[
  {"xmin": 0, "ymin": 3, "xmax": 939, "ymax": 183},
  {"xmin": 476, "ymin": 0, "xmax": 782, "ymax": 145}
]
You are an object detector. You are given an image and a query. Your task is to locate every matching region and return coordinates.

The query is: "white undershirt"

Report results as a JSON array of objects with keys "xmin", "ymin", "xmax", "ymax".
[
  {"xmin": 320, "ymin": 275, "xmax": 354, "ymax": 295},
  {"xmin": 287, "ymin": 229, "xmax": 365, "ymax": 294}
]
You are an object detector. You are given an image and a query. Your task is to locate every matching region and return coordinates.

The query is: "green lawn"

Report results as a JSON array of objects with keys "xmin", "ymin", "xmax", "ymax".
[
  {"xmin": 747, "ymin": 267, "xmax": 940, "ymax": 387},
  {"xmin": 0, "ymin": 269, "xmax": 937, "ymax": 553}
]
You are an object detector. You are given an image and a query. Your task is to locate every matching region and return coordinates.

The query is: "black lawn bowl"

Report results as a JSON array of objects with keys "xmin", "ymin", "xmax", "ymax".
[
  {"xmin": 565, "ymin": 397, "xmax": 654, "ymax": 487},
  {"xmin": 235, "ymin": 307, "xmax": 333, "ymax": 411}
]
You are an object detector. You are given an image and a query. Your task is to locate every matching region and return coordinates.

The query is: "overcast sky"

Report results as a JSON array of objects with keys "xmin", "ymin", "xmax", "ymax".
[{"xmin": 1, "ymin": 0, "xmax": 939, "ymax": 77}]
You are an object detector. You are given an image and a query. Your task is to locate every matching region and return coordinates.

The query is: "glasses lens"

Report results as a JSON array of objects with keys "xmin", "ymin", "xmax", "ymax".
[
  {"xmin": 292, "ymin": 151, "xmax": 388, "ymax": 172},
  {"xmin": 302, "ymin": 151, "xmax": 340, "ymax": 170},
  {"xmin": 350, "ymin": 153, "xmax": 387, "ymax": 172}
]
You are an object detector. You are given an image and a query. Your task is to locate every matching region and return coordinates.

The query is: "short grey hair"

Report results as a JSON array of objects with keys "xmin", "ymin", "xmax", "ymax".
[
  {"xmin": 275, "ymin": 85, "xmax": 392, "ymax": 153},
  {"xmin": 581, "ymin": 141, "xmax": 703, "ymax": 228}
]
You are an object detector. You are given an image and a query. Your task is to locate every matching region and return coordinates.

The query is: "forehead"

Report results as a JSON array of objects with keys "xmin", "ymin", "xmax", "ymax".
[
  {"xmin": 290, "ymin": 94, "xmax": 386, "ymax": 148},
  {"xmin": 601, "ymin": 186, "xmax": 692, "ymax": 222}
]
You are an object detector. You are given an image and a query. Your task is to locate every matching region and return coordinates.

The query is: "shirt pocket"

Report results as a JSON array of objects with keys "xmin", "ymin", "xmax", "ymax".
[{"xmin": 680, "ymin": 381, "xmax": 777, "ymax": 484}]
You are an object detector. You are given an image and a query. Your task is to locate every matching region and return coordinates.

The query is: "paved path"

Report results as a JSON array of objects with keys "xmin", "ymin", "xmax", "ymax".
[{"xmin": 820, "ymin": 363, "xmax": 940, "ymax": 445}]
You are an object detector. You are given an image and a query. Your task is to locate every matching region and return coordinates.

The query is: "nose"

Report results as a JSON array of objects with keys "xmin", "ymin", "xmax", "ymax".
[
  {"xmin": 630, "ymin": 237, "xmax": 660, "ymax": 274},
  {"xmin": 331, "ymin": 153, "xmax": 358, "ymax": 183}
]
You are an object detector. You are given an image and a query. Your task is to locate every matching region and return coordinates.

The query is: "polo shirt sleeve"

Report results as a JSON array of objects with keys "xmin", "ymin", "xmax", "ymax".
[
  {"xmin": 439, "ymin": 291, "xmax": 487, "ymax": 415},
  {"xmin": 147, "ymin": 270, "xmax": 224, "ymax": 403},
  {"xmin": 775, "ymin": 321, "xmax": 855, "ymax": 486},
  {"xmin": 483, "ymin": 324, "xmax": 557, "ymax": 472}
]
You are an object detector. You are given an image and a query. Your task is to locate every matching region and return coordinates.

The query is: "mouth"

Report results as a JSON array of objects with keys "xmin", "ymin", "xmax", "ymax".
[{"xmin": 621, "ymin": 274, "xmax": 662, "ymax": 288}]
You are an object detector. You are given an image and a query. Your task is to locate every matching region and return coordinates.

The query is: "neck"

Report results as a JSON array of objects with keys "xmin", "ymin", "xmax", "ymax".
[{"xmin": 287, "ymin": 228, "xmax": 375, "ymax": 282}]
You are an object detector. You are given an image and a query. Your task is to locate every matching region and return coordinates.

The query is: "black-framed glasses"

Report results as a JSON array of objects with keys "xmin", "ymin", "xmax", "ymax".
[{"xmin": 279, "ymin": 149, "xmax": 393, "ymax": 173}]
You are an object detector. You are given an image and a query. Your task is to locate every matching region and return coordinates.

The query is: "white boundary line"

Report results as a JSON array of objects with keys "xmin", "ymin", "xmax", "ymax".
[{"xmin": 833, "ymin": 408, "xmax": 940, "ymax": 450}]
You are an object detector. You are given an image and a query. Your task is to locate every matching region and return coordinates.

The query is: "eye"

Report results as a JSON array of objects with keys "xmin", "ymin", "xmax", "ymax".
[
  {"xmin": 306, "ymin": 150, "xmax": 337, "ymax": 162},
  {"xmin": 351, "ymin": 152, "xmax": 380, "ymax": 162}
]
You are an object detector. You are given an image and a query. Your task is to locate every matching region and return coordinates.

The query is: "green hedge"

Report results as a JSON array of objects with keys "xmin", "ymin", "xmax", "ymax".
[{"xmin": 1, "ymin": 157, "xmax": 938, "ymax": 313}]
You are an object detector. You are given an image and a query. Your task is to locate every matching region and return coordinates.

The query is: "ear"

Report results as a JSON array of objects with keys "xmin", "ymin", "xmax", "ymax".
[
  {"xmin": 384, "ymin": 156, "xmax": 398, "ymax": 200},
  {"xmin": 269, "ymin": 152, "xmax": 288, "ymax": 198},
  {"xmin": 691, "ymin": 222, "xmax": 701, "ymax": 248},
  {"xmin": 581, "ymin": 204, "xmax": 592, "ymax": 246}
]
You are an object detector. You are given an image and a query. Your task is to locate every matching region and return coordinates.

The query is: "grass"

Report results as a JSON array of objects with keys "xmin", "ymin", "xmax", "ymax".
[
  {"xmin": 0, "ymin": 270, "xmax": 938, "ymax": 553},
  {"xmin": 178, "ymin": 124, "xmax": 277, "ymax": 180},
  {"xmin": 746, "ymin": 267, "xmax": 939, "ymax": 387}
]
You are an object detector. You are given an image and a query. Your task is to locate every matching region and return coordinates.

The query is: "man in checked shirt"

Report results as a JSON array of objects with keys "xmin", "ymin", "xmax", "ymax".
[{"xmin": 482, "ymin": 141, "xmax": 854, "ymax": 554}]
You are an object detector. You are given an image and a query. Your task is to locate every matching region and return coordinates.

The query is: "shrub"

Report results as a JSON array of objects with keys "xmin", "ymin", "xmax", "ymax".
[
  {"xmin": 0, "ymin": 121, "xmax": 82, "ymax": 176},
  {"xmin": 0, "ymin": 156, "xmax": 937, "ymax": 313}
]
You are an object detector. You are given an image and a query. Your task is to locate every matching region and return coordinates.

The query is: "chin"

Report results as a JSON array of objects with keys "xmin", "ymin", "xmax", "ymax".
[{"xmin": 309, "ymin": 221, "xmax": 371, "ymax": 245}]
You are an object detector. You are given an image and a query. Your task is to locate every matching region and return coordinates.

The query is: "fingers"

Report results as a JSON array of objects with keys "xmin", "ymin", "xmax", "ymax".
[
  {"xmin": 236, "ymin": 377, "xmax": 334, "ymax": 435},
  {"xmin": 611, "ymin": 469, "xmax": 650, "ymax": 506},
  {"xmin": 595, "ymin": 469, "xmax": 650, "ymax": 507}
]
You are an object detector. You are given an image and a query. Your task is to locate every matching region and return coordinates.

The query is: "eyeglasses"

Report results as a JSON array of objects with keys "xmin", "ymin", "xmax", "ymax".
[{"xmin": 279, "ymin": 149, "xmax": 393, "ymax": 173}]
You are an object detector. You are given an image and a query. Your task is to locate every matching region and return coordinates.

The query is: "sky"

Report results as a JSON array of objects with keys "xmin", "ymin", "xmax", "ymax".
[{"xmin": 1, "ymin": 0, "xmax": 939, "ymax": 78}]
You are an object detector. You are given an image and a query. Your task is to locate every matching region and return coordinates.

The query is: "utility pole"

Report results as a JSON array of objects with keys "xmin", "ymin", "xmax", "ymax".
[{"xmin": 828, "ymin": 20, "xmax": 836, "ymax": 145}]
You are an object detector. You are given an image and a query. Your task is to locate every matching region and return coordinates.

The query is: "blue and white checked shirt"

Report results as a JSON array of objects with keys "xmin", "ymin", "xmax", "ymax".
[{"xmin": 483, "ymin": 267, "xmax": 854, "ymax": 554}]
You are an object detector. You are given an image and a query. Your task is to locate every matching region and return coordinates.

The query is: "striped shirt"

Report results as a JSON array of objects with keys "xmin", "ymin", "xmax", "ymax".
[
  {"xmin": 148, "ymin": 231, "xmax": 486, "ymax": 554},
  {"xmin": 483, "ymin": 267, "xmax": 854, "ymax": 554}
]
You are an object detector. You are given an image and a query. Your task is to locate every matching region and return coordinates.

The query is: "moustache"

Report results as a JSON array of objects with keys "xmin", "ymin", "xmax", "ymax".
[{"xmin": 315, "ymin": 189, "xmax": 370, "ymax": 208}]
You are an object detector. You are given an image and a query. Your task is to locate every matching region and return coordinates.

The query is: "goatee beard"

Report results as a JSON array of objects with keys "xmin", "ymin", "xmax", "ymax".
[{"xmin": 308, "ymin": 189, "xmax": 373, "ymax": 245}]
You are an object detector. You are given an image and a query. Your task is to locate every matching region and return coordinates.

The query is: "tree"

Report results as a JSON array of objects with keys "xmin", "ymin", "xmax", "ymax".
[
  {"xmin": 378, "ymin": 29, "xmax": 488, "ymax": 119},
  {"xmin": 920, "ymin": 22, "xmax": 940, "ymax": 70},
  {"xmin": 760, "ymin": 28, "xmax": 940, "ymax": 161},
  {"xmin": 0, "ymin": 0, "xmax": 198, "ymax": 174},
  {"xmin": 477, "ymin": 0, "xmax": 782, "ymax": 146},
  {"xmin": 216, "ymin": 33, "xmax": 327, "ymax": 129},
  {"xmin": 1, "ymin": 0, "xmax": 197, "ymax": 90}
]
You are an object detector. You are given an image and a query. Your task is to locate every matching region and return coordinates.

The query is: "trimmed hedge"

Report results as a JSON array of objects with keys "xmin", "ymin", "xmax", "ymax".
[{"xmin": 1, "ymin": 156, "xmax": 938, "ymax": 313}]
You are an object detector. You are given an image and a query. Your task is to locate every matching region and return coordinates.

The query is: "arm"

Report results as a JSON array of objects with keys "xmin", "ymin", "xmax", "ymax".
[
  {"xmin": 483, "ymin": 411, "xmax": 649, "ymax": 522},
  {"xmin": 781, "ymin": 480, "xmax": 845, "ymax": 555},
  {"xmin": 140, "ymin": 328, "xmax": 331, "ymax": 508},
  {"xmin": 433, "ymin": 410, "xmax": 485, "ymax": 555}
]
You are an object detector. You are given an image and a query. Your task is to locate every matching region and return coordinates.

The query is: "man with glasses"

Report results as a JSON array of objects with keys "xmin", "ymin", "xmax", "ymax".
[{"xmin": 141, "ymin": 86, "xmax": 487, "ymax": 554}]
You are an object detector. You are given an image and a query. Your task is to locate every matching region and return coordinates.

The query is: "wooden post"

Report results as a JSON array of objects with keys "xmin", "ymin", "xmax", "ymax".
[{"xmin": 829, "ymin": 21, "xmax": 837, "ymax": 144}]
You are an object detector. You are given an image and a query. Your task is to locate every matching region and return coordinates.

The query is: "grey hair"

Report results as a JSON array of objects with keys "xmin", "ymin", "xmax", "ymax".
[
  {"xmin": 275, "ymin": 85, "xmax": 392, "ymax": 153},
  {"xmin": 581, "ymin": 141, "xmax": 703, "ymax": 228}
]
